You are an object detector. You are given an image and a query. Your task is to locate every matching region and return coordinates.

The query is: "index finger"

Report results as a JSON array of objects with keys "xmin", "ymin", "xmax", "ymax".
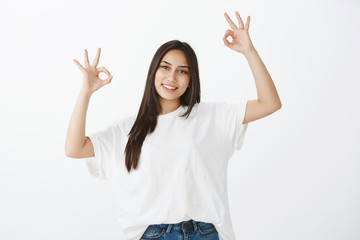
[{"xmin": 224, "ymin": 12, "xmax": 238, "ymax": 30}]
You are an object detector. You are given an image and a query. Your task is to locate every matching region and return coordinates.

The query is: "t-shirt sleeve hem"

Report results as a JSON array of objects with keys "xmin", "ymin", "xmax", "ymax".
[
  {"xmin": 85, "ymin": 133, "xmax": 107, "ymax": 181},
  {"xmin": 234, "ymin": 99, "xmax": 249, "ymax": 150}
]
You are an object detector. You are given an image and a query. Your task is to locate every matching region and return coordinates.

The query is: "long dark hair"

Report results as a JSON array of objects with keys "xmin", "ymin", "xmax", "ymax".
[{"xmin": 124, "ymin": 40, "xmax": 201, "ymax": 173}]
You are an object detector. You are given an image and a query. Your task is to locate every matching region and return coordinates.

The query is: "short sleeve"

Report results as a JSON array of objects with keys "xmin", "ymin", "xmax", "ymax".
[
  {"xmin": 217, "ymin": 100, "xmax": 249, "ymax": 151},
  {"xmin": 85, "ymin": 121, "xmax": 119, "ymax": 181}
]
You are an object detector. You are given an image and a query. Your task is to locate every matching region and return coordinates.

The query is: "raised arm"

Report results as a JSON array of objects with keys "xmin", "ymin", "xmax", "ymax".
[
  {"xmin": 65, "ymin": 48, "xmax": 113, "ymax": 158},
  {"xmin": 223, "ymin": 11, "xmax": 282, "ymax": 124},
  {"xmin": 65, "ymin": 90, "xmax": 94, "ymax": 158}
]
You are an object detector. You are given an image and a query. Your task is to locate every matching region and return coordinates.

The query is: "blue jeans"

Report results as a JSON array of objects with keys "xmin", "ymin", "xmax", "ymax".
[{"xmin": 140, "ymin": 219, "xmax": 219, "ymax": 240}]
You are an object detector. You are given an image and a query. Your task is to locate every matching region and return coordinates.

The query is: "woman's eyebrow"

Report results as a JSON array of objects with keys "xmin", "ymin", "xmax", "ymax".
[{"xmin": 161, "ymin": 60, "xmax": 189, "ymax": 69}]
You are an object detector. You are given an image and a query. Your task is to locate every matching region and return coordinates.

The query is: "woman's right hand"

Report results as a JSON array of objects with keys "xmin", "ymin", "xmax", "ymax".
[{"xmin": 73, "ymin": 48, "xmax": 113, "ymax": 94}]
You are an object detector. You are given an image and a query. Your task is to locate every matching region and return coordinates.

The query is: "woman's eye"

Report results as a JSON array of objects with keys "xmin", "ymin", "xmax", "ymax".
[{"xmin": 161, "ymin": 66, "xmax": 187, "ymax": 74}]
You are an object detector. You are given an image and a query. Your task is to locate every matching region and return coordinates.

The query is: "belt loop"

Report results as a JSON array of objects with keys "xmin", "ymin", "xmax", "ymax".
[
  {"xmin": 166, "ymin": 224, "xmax": 172, "ymax": 233},
  {"xmin": 192, "ymin": 220, "xmax": 198, "ymax": 231}
]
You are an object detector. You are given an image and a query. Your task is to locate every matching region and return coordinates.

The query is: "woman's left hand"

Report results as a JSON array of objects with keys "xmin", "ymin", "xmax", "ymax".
[{"xmin": 223, "ymin": 11, "xmax": 256, "ymax": 55}]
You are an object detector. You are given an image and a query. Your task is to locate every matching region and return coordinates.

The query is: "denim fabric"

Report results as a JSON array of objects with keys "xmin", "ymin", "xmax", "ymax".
[{"xmin": 140, "ymin": 219, "xmax": 219, "ymax": 240}]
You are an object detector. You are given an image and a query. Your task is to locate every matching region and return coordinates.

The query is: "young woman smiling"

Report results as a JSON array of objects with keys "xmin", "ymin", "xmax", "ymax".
[{"xmin": 65, "ymin": 11, "xmax": 281, "ymax": 240}]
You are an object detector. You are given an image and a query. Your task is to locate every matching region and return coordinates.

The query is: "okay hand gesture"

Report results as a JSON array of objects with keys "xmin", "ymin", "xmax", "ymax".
[
  {"xmin": 223, "ymin": 11, "xmax": 256, "ymax": 55},
  {"xmin": 73, "ymin": 48, "xmax": 113, "ymax": 94}
]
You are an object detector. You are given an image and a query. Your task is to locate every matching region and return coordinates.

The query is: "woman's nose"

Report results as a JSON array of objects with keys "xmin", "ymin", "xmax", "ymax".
[{"xmin": 167, "ymin": 69, "xmax": 177, "ymax": 79}]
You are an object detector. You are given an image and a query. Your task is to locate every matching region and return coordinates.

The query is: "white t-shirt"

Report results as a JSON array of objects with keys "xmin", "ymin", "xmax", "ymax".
[{"xmin": 85, "ymin": 100, "xmax": 249, "ymax": 240}]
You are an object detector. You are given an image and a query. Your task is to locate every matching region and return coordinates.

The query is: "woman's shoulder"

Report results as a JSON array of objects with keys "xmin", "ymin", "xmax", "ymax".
[
  {"xmin": 198, "ymin": 100, "xmax": 246, "ymax": 109},
  {"xmin": 113, "ymin": 114, "xmax": 136, "ymax": 131},
  {"xmin": 196, "ymin": 100, "xmax": 225, "ymax": 110},
  {"xmin": 196, "ymin": 100, "xmax": 247, "ymax": 117}
]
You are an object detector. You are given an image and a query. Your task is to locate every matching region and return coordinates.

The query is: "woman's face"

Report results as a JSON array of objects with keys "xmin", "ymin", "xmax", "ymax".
[{"xmin": 154, "ymin": 49, "xmax": 191, "ymax": 105}]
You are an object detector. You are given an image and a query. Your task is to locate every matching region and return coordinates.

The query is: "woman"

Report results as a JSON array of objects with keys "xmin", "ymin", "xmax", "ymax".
[{"xmin": 65, "ymin": 11, "xmax": 281, "ymax": 240}]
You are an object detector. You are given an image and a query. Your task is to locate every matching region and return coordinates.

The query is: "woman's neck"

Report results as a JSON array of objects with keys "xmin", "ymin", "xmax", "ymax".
[{"xmin": 158, "ymin": 100, "xmax": 181, "ymax": 115}]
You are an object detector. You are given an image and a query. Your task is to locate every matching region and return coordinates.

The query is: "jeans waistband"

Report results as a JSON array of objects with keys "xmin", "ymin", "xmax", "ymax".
[{"xmin": 150, "ymin": 219, "xmax": 199, "ymax": 233}]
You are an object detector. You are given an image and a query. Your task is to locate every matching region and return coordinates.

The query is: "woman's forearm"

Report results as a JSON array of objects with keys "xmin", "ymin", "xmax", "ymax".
[
  {"xmin": 244, "ymin": 49, "xmax": 282, "ymax": 108},
  {"xmin": 65, "ymin": 90, "xmax": 92, "ymax": 157}
]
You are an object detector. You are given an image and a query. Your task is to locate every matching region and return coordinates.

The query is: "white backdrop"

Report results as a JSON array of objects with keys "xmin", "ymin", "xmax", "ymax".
[{"xmin": 0, "ymin": 0, "xmax": 359, "ymax": 239}]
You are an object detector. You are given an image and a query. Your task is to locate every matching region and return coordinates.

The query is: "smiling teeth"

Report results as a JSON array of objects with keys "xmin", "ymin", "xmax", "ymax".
[{"xmin": 163, "ymin": 84, "xmax": 177, "ymax": 89}]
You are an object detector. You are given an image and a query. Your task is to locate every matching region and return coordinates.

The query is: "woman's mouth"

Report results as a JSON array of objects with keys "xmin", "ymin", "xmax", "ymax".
[{"xmin": 162, "ymin": 84, "xmax": 178, "ymax": 92}]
